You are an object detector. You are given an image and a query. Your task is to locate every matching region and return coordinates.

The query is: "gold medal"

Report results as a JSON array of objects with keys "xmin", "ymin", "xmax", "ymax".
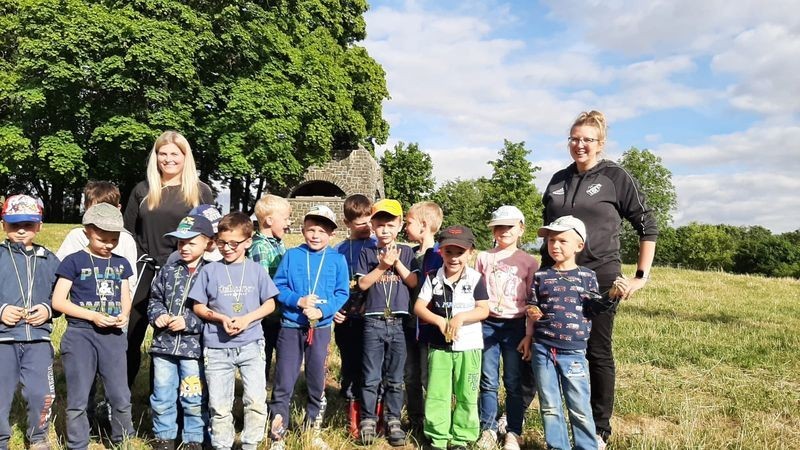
[
  {"xmin": 444, "ymin": 323, "xmax": 454, "ymax": 343},
  {"xmin": 232, "ymin": 303, "xmax": 243, "ymax": 313},
  {"xmin": 349, "ymin": 279, "xmax": 357, "ymax": 290},
  {"xmin": 384, "ymin": 307, "xmax": 392, "ymax": 318}
]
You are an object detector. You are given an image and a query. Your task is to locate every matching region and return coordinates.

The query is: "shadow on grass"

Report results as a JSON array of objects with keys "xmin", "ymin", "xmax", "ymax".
[{"xmin": 623, "ymin": 303, "xmax": 743, "ymax": 325}]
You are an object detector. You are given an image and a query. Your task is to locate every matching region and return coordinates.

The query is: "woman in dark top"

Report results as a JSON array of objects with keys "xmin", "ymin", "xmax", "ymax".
[
  {"xmin": 123, "ymin": 130, "xmax": 214, "ymax": 387},
  {"xmin": 541, "ymin": 111, "xmax": 657, "ymax": 448}
]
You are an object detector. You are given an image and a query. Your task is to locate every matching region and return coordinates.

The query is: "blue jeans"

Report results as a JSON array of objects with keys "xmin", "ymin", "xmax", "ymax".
[
  {"xmin": 204, "ymin": 340, "xmax": 267, "ymax": 450},
  {"xmin": 0, "ymin": 342, "xmax": 54, "ymax": 450},
  {"xmin": 532, "ymin": 343, "xmax": 597, "ymax": 450},
  {"xmin": 361, "ymin": 317, "xmax": 406, "ymax": 421},
  {"xmin": 478, "ymin": 318, "xmax": 526, "ymax": 435},
  {"xmin": 150, "ymin": 355, "xmax": 207, "ymax": 443}
]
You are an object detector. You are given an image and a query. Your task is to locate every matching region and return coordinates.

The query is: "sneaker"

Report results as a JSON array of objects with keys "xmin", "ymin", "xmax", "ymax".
[
  {"xmin": 29, "ymin": 442, "xmax": 50, "ymax": 450},
  {"xmin": 269, "ymin": 440, "xmax": 286, "ymax": 450},
  {"xmin": 386, "ymin": 419, "xmax": 406, "ymax": 447},
  {"xmin": 311, "ymin": 436, "xmax": 332, "ymax": 450},
  {"xmin": 475, "ymin": 429, "xmax": 498, "ymax": 449},
  {"xmin": 496, "ymin": 412, "xmax": 508, "ymax": 436},
  {"xmin": 152, "ymin": 439, "xmax": 175, "ymax": 450},
  {"xmin": 270, "ymin": 414, "xmax": 287, "ymax": 441},
  {"xmin": 597, "ymin": 434, "xmax": 608, "ymax": 450},
  {"xmin": 181, "ymin": 442, "xmax": 202, "ymax": 450},
  {"xmin": 359, "ymin": 419, "xmax": 377, "ymax": 445},
  {"xmin": 503, "ymin": 431, "xmax": 522, "ymax": 450}
]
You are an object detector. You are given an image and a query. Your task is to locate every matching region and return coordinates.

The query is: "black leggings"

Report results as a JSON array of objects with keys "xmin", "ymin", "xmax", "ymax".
[{"xmin": 126, "ymin": 261, "xmax": 157, "ymax": 388}]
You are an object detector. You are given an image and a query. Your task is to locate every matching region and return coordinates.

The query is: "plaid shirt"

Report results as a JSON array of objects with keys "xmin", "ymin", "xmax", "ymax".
[{"xmin": 247, "ymin": 231, "xmax": 286, "ymax": 277}]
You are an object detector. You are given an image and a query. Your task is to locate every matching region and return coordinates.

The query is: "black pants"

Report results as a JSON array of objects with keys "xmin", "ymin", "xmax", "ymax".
[
  {"xmin": 403, "ymin": 324, "xmax": 428, "ymax": 422},
  {"xmin": 587, "ymin": 282, "xmax": 617, "ymax": 439},
  {"xmin": 334, "ymin": 318, "xmax": 364, "ymax": 400},
  {"xmin": 262, "ymin": 318, "xmax": 281, "ymax": 384},
  {"xmin": 127, "ymin": 261, "xmax": 157, "ymax": 388}
]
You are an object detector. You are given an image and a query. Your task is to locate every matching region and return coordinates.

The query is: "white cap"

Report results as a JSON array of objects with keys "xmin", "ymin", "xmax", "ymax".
[
  {"xmin": 304, "ymin": 205, "xmax": 337, "ymax": 229},
  {"xmin": 538, "ymin": 215, "xmax": 587, "ymax": 243},
  {"xmin": 487, "ymin": 205, "xmax": 525, "ymax": 227}
]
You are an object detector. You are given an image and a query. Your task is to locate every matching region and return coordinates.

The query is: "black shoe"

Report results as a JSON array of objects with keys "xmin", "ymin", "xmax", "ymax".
[
  {"xmin": 152, "ymin": 439, "xmax": 175, "ymax": 450},
  {"xmin": 359, "ymin": 419, "xmax": 377, "ymax": 445},
  {"xmin": 386, "ymin": 419, "xmax": 406, "ymax": 447},
  {"xmin": 181, "ymin": 442, "xmax": 203, "ymax": 450}
]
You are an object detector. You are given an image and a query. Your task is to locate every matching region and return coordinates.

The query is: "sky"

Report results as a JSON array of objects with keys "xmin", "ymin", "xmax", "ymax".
[{"xmin": 362, "ymin": 0, "xmax": 800, "ymax": 233}]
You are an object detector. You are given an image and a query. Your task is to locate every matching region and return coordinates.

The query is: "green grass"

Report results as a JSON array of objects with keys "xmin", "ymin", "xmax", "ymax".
[{"xmin": 7, "ymin": 230, "xmax": 800, "ymax": 448}]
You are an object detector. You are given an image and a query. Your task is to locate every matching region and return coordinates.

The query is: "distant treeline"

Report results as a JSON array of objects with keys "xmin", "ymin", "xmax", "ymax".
[{"xmin": 622, "ymin": 223, "xmax": 800, "ymax": 278}]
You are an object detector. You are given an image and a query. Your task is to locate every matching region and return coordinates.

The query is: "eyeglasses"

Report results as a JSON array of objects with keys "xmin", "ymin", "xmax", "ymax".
[
  {"xmin": 567, "ymin": 137, "xmax": 601, "ymax": 145},
  {"xmin": 215, "ymin": 238, "xmax": 249, "ymax": 249}
]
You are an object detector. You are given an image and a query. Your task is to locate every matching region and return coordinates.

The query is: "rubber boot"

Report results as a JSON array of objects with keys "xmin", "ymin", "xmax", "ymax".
[
  {"xmin": 376, "ymin": 396, "xmax": 385, "ymax": 435},
  {"xmin": 347, "ymin": 400, "xmax": 360, "ymax": 440}
]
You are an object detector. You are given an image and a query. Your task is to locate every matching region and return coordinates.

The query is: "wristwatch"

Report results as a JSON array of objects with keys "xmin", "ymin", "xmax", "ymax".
[{"xmin": 635, "ymin": 269, "xmax": 648, "ymax": 279}]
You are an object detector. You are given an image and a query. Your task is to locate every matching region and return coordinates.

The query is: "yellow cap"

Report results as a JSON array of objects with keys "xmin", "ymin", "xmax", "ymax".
[{"xmin": 371, "ymin": 199, "xmax": 403, "ymax": 218}]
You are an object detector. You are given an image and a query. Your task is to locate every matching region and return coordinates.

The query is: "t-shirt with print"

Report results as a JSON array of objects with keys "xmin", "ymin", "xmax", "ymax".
[
  {"xmin": 56, "ymin": 250, "xmax": 133, "ymax": 328},
  {"xmin": 356, "ymin": 244, "xmax": 420, "ymax": 316},
  {"xmin": 417, "ymin": 266, "xmax": 488, "ymax": 351},
  {"xmin": 336, "ymin": 237, "xmax": 376, "ymax": 318},
  {"xmin": 530, "ymin": 266, "xmax": 599, "ymax": 351},
  {"xmin": 189, "ymin": 259, "xmax": 279, "ymax": 348},
  {"xmin": 475, "ymin": 249, "xmax": 538, "ymax": 320}
]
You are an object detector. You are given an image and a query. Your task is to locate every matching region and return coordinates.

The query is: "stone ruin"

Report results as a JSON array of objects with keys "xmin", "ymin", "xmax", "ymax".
[{"xmin": 287, "ymin": 146, "xmax": 385, "ymax": 230}]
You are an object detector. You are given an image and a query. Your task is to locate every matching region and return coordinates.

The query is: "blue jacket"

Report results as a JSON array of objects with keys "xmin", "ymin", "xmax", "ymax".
[
  {"xmin": 147, "ymin": 258, "xmax": 207, "ymax": 358},
  {"xmin": 0, "ymin": 241, "xmax": 60, "ymax": 343},
  {"xmin": 273, "ymin": 244, "xmax": 349, "ymax": 328}
]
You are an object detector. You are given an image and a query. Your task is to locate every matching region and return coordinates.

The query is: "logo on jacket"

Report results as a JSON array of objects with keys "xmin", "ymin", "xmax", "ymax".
[
  {"xmin": 551, "ymin": 187, "xmax": 565, "ymax": 195},
  {"xmin": 586, "ymin": 183, "xmax": 602, "ymax": 196}
]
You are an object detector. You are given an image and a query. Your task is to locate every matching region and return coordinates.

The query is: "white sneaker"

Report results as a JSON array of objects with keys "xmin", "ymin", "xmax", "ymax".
[
  {"xmin": 597, "ymin": 434, "xmax": 608, "ymax": 450},
  {"xmin": 268, "ymin": 440, "xmax": 285, "ymax": 450},
  {"xmin": 476, "ymin": 429, "xmax": 499, "ymax": 449},
  {"xmin": 311, "ymin": 436, "xmax": 332, "ymax": 450},
  {"xmin": 496, "ymin": 413, "xmax": 508, "ymax": 436},
  {"xmin": 503, "ymin": 431, "xmax": 522, "ymax": 450}
]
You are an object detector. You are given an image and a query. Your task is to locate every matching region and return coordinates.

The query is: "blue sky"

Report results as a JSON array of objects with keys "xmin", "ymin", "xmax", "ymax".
[{"xmin": 362, "ymin": 0, "xmax": 800, "ymax": 232}]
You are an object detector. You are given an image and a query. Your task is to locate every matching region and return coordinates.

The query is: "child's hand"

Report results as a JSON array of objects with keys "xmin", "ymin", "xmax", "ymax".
[
  {"xmin": 115, "ymin": 314, "xmax": 129, "ymax": 329},
  {"xmin": 23, "ymin": 304, "xmax": 49, "ymax": 327},
  {"xmin": 154, "ymin": 314, "xmax": 172, "ymax": 328},
  {"xmin": 333, "ymin": 311, "xmax": 347, "ymax": 324},
  {"xmin": 298, "ymin": 294, "xmax": 318, "ymax": 309},
  {"xmin": 304, "ymin": 308, "xmax": 323, "ymax": 322},
  {"xmin": 92, "ymin": 312, "xmax": 117, "ymax": 328},
  {"xmin": 378, "ymin": 245, "xmax": 399, "ymax": 269},
  {"xmin": 222, "ymin": 316, "xmax": 240, "ymax": 336},
  {"xmin": 448, "ymin": 315, "xmax": 465, "ymax": 340},
  {"xmin": 168, "ymin": 315, "xmax": 186, "ymax": 332},
  {"xmin": 436, "ymin": 316, "xmax": 448, "ymax": 337},
  {"xmin": 526, "ymin": 305, "xmax": 543, "ymax": 321},
  {"xmin": 230, "ymin": 315, "xmax": 252, "ymax": 333},
  {"xmin": 517, "ymin": 335, "xmax": 533, "ymax": 361},
  {"xmin": 1, "ymin": 305, "xmax": 25, "ymax": 326}
]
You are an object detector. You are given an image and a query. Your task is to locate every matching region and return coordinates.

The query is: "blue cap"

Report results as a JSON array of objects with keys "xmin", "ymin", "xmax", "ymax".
[{"xmin": 165, "ymin": 215, "xmax": 214, "ymax": 239}]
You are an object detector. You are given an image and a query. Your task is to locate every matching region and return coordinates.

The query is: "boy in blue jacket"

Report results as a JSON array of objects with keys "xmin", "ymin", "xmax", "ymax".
[
  {"xmin": 0, "ymin": 195, "xmax": 60, "ymax": 450},
  {"xmin": 147, "ymin": 214, "xmax": 215, "ymax": 450},
  {"xmin": 269, "ymin": 205, "xmax": 349, "ymax": 448}
]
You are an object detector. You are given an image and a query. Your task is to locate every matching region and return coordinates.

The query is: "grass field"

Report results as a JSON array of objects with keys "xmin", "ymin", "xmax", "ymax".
[{"xmin": 7, "ymin": 225, "xmax": 800, "ymax": 449}]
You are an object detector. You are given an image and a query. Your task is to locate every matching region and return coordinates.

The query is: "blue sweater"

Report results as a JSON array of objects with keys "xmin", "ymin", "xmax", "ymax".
[
  {"xmin": 0, "ymin": 241, "xmax": 60, "ymax": 343},
  {"xmin": 273, "ymin": 244, "xmax": 349, "ymax": 328}
]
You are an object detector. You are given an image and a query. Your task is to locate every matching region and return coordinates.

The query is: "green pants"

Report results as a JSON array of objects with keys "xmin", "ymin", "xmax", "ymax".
[{"xmin": 424, "ymin": 347, "xmax": 481, "ymax": 448}]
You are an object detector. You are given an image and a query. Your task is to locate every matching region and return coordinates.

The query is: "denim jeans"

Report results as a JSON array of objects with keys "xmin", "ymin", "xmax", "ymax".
[
  {"xmin": 361, "ymin": 317, "xmax": 406, "ymax": 421},
  {"xmin": 404, "ymin": 323, "xmax": 428, "ymax": 422},
  {"xmin": 150, "ymin": 355, "xmax": 207, "ymax": 443},
  {"xmin": 0, "ymin": 342, "xmax": 54, "ymax": 450},
  {"xmin": 478, "ymin": 318, "xmax": 526, "ymax": 435},
  {"xmin": 532, "ymin": 343, "xmax": 597, "ymax": 450},
  {"xmin": 204, "ymin": 340, "xmax": 267, "ymax": 450}
]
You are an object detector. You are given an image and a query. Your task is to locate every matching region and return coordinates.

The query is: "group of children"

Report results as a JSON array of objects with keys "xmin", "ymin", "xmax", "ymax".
[{"xmin": 0, "ymin": 183, "xmax": 607, "ymax": 450}]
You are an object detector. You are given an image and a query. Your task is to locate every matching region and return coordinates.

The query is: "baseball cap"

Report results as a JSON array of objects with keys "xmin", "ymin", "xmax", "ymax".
[
  {"xmin": 487, "ymin": 205, "xmax": 525, "ymax": 227},
  {"xmin": 189, "ymin": 204, "xmax": 222, "ymax": 233},
  {"xmin": 438, "ymin": 225, "xmax": 476, "ymax": 249},
  {"xmin": 371, "ymin": 199, "xmax": 403, "ymax": 218},
  {"xmin": 83, "ymin": 203, "xmax": 126, "ymax": 232},
  {"xmin": 165, "ymin": 214, "xmax": 214, "ymax": 239},
  {"xmin": 1, "ymin": 195, "xmax": 43, "ymax": 223},
  {"xmin": 537, "ymin": 215, "xmax": 587, "ymax": 243},
  {"xmin": 304, "ymin": 205, "xmax": 337, "ymax": 230}
]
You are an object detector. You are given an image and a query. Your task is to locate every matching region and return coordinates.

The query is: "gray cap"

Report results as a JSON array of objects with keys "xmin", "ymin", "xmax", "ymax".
[
  {"xmin": 538, "ymin": 215, "xmax": 587, "ymax": 243},
  {"xmin": 83, "ymin": 203, "xmax": 126, "ymax": 232},
  {"xmin": 304, "ymin": 205, "xmax": 337, "ymax": 230}
]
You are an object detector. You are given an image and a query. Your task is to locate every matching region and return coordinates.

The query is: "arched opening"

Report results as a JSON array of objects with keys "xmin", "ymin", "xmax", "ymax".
[{"xmin": 289, "ymin": 180, "xmax": 346, "ymax": 198}]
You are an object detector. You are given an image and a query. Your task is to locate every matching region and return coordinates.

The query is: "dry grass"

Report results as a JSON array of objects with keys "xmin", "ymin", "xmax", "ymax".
[{"xmin": 6, "ymin": 230, "xmax": 800, "ymax": 449}]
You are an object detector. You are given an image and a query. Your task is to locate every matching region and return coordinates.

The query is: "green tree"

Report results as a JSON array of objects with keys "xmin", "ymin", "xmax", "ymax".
[
  {"xmin": 379, "ymin": 141, "xmax": 434, "ymax": 212},
  {"xmin": 617, "ymin": 147, "xmax": 678, "ymax": 263},
  {"xmin": 0, "ymin": 0, "xmax": 389, "ymax": 218},
  {"xmin": 484, "ymin": 140, "xmax": 542, "ymax": 245},
  {"xmin": 674, "ymin": 223, "xmax": 736, "ymax": 271},
  {"xmin": 430, "ymin": 178, "xmax": 494, "ymax": 250}
]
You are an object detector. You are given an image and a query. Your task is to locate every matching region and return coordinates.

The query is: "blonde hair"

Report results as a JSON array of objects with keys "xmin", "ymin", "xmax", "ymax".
[
  {"xmin": 571, "ymin": 110, "xmax": 608, "ymax": 143},
  {"xmin": 145, "ymin": 131, "xmax": 201, "ymax": 210},
  {"xmin": 254, "ymin": 194, "xmax": 291, "ymax": 225},
  {"xmin": 407, "ymin": 201, "xmax": 443, "ymax": 233}
]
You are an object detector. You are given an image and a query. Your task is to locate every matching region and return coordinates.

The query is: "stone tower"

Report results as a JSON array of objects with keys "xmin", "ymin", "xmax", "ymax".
[{"xmin": 287, "ymin": 146, "xmax": 385, "ymax": 230}]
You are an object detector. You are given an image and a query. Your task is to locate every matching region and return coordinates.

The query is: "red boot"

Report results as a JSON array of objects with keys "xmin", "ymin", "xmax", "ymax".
[
  {"xmin": 375, "ymin": 396, "xmax": 385, "ymax": 435},
  {"xmin": 347, "ymin": 400, "xmax": 360, "ymax": 440}
]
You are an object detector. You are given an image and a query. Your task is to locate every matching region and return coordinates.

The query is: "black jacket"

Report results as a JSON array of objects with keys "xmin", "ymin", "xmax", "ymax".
[{"xmin": 542, "ymin": 160, "xmax": 658, "ymax": 285}]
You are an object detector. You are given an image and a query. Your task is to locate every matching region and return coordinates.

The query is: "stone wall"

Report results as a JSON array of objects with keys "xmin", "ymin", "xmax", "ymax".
[{"xmin": 287, "ymin": 197, "xmax": 345, "ymax": 232}]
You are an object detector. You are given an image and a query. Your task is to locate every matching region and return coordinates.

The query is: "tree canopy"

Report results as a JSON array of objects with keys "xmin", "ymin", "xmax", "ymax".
[
  {"xmin": 0, "ymin": 0, "xmax": 389, "ymax": 218},
  {"xmin": 379, "ymin": 141, "xmax": 434, "ymax": 212}
]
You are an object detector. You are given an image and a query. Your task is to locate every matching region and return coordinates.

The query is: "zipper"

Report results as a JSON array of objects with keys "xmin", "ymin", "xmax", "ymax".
[{"xmin": 24, "ymin": 252, "xmax": 33, "ymax": 341}]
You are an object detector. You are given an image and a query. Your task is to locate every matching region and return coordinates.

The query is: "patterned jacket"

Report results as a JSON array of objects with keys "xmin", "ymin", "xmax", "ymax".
[{"xmin": 147, "ymin": 258, "xmax": 208, "ymax": 358}]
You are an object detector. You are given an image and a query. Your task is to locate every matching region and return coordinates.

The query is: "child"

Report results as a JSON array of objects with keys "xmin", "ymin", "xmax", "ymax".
[
  {"xmin": 522, "ymin": 215, "xmax": 600, "ymax": 450},
  {"xmin": 52, "ymin": 203, "xmax": 135, "ymax": 449},
  {"xmin": 269, "ymin": 205, "xmax": 349, "ymax": 448},
  {"xmin": 332, "ymin": 194, "xmax": 375, "ymax": 438},
  {"xmin": 0, "ymin": 195, "xmax": 60, "ymax": 450},
  {"xmin": 414, "ymin": 226, "xmax": 490, "ymax": 450},
  {"xmin": 356, "ymin": 199, "xmax": 419, "ymax": 446},
  {"xmin": 403, "ymin": 201, "xmax": 444, "ymax": 431},
  {"xmin": 147, "ymin": 214, "xmax": 215, "ymax": 450},
  {"xmin": 475, "ymin": 205, "xmax": 538, "ymax": 450},
  {"xmin": 248, "ymin": 194, "xmax": 292, "ymax": 383},
  {"xmin": 189, "ymin": 212, "xmax": 279, "ymax": 450}
]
